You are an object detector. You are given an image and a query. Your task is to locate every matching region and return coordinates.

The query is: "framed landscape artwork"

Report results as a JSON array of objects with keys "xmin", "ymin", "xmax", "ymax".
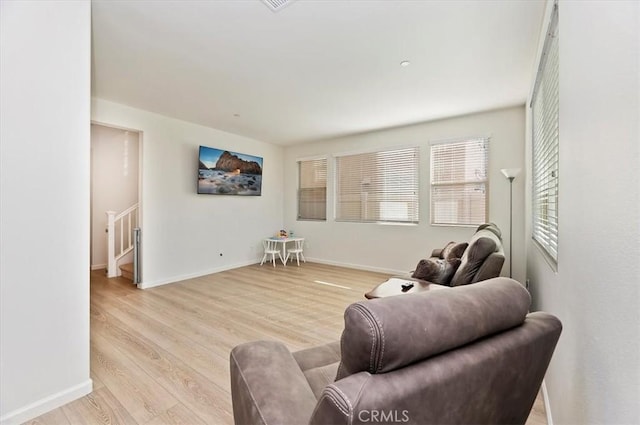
[{"xmin": 198, "ymin": 146, "xmax": 263, "ymax": 196}]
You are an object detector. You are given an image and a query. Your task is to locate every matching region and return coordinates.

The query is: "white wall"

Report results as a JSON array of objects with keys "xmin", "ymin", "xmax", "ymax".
[
  {"xmin": 90, "ymin": 124, "xmax": 140, "ymax": 269},
  {"xmin": 283, "ymin": 106, "xmax": 526, "ymax": 279},
  {"xmin": 0, "ymin": 2, "xmax": 92, "ymax": 424},
  {"xmin": 91, "ymin": 99, "xmax": 284, "ymax": 288},
  {"xmin": 526, "ymin": 1, "xmax": 640, "ymax": 423}
]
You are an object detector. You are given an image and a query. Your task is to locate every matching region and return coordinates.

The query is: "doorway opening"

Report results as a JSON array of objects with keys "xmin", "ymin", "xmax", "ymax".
[{"xmin": 90, "ymin": 123, "xmax": 142, "ymax": 284}]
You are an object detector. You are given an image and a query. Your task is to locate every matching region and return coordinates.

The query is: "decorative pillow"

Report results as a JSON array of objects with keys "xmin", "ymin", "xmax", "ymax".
[
  {"xmin": 439, "ymin": 258, "xmax": 462, "ymax": 285},
  {"xmin": 450, "ymin": 237, "xmax": 497, "ymax": 286},
  {"xmin": 443, "ymin": 242, "xmax": 468, "ymax": 260},
  {"xmin": 412, "ymin": 258, "xmax": 439, "ymax": 281},
  {"xmin": 440, "ymin": 242, "xmax": 456, "ymax": 259},
  {"xmin": 412, "ymin": 258, "xmax": 462, "ymax": 286}
]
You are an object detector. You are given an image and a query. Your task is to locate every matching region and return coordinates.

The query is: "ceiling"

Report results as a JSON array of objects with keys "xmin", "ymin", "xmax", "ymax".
[{"xmin": 91, "ymin": 0, "xmax": 545, "ymax": 146}]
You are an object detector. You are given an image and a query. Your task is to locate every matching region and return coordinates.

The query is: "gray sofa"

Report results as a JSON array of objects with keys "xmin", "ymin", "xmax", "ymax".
[
  {"xmin": 364, "ymin": 223, "xmax": 506, "ymax": 299},
  {"xmin": 230, "ymin": 278, "xmax": 562, "ymax": 425},
  {"xmin": 421, "ymin": 222, "xmax": 506, "ymax": 287}
]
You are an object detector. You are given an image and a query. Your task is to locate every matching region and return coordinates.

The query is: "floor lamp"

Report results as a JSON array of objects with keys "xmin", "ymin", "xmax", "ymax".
[{"xmin": 501, "ymin": 168, "xmax": 521, "ymax": 278}]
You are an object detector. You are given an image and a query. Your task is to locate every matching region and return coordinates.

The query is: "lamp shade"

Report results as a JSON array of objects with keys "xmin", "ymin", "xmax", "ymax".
[{"xmin": 500, "ymin": 168, "xmax": 521, "ymax": 179}]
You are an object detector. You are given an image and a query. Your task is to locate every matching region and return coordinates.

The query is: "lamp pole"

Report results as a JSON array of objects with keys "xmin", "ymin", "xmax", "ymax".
[
  {"xmin": 500, "ymin": 168, "xmax": 520, "ymax": 279},
  {"xmin": 508, "ymin": 176, "xmax": 514, "ymax": 278}
]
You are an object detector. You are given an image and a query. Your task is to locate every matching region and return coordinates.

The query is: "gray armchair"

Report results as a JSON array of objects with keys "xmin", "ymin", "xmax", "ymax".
[{"xmin": 230, "ymin": 278, "xmax": 561, "ymax": 425}]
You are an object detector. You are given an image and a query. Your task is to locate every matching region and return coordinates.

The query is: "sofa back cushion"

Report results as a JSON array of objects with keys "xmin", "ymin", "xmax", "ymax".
[
  {"xmin": 450, "ymin": 224, "xmax": 503, "ymax": 286},
  {"xmin": 335, "ymin": 278, "xmax": 530, "ymax": 380}
]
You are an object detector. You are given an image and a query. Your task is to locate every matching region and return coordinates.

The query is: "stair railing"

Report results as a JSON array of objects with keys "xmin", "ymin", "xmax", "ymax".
[{"xmin": 106, "ymin": 203, "xmax": 139, "ymax": 278}]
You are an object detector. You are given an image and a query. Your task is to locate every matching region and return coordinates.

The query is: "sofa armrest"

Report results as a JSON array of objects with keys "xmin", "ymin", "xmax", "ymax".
[
  {"xmin": 310, "ymin": 372, "xmax": 371, "ymax": 425},
  {"xmin": 230, "ymin": 340, "xmax": 318, "ymax": 425}
]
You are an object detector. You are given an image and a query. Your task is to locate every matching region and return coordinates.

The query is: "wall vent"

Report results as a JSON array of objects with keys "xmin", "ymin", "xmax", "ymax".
[{"xmin": 261, "ymin": 0, "xmax": 294, "ymax": 12}]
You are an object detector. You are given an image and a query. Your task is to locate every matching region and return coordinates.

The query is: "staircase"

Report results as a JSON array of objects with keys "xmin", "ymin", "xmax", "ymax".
[{"xmin": 106, "ymin": 203, "xmax": 139, "ymax": 280}]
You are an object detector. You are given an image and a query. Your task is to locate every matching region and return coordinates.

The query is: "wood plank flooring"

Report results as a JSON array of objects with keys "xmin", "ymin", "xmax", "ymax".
[{"xmin": 27, "ymin": 263, "xmax": 546, "ymax": 425}]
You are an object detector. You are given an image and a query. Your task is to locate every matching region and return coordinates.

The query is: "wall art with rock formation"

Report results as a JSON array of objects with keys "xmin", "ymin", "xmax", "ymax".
[{"xmin": 198, "ymin": 146, "xmax": 263, "ymax": 195}]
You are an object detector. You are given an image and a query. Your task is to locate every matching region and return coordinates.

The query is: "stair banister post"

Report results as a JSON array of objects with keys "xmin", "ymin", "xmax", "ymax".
[{"xmin": 106, "ymin": 210, "xmax": 117, "ymax": 277}]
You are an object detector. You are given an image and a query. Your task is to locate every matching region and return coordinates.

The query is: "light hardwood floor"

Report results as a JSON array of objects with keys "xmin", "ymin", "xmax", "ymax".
[{"xmin": 27, "ymin": 263, "xmax": 546, "ymax": 425}]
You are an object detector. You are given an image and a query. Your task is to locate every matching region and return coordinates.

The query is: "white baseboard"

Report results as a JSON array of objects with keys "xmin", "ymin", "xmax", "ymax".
[
  {"xmin": 0, "ymin": 379, "xmax": 92, "ymax": 425},
  {"xmin": 137, "ymin": 258, "xmax": 404, "ymax": 290},
  {"xmin": 541, "ymin": 379, "xmax": 554, "ymax": 425},
  {"xmin": 305, "ymin": 257, "xmax": 406, "ymax": 276},
  {"xmin": 138, "ymin": 260, "xmax": 259, "ymax": 289},
  {"xmin": 90, "ymin": 263, "xmax": 107, "ymax": 271}
]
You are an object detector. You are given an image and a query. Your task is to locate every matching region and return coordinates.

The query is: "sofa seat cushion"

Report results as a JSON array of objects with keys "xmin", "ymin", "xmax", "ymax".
[
  {"xmin": 303, "ymin": 362, "xmax": 340, "ymax": 399},
  {"xmin": 293, "ymin": 342, "xmax": 341, "ymax": 399},
  {"xmin": 293, "ymin": 341, "xmax": 341, "ymax": 372},
  {"xmin": 336, "ymin": 278, "xmax": 531, "ymax": 380}
]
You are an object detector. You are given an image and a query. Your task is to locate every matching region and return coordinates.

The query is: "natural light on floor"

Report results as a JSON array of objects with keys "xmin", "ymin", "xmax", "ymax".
[{"xmin": 313, "ymin": 280, "xmax": 352, "ymax": 290}]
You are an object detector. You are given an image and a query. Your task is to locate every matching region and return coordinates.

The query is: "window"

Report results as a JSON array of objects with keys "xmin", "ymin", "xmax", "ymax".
[
  {"xmin": 297, "ymin": 158, "xmax": 327, "ymax": 220},
  {"xmin": 531, "ymin": 3, "xmax": 559, "ymax": 262},
  {"xmin": 430, "ymin": 138, "xmax": 489, "ymax": 226},
  {"xmin": 335, "ymin": 147, "xmax": 419, "ymax": 224}
]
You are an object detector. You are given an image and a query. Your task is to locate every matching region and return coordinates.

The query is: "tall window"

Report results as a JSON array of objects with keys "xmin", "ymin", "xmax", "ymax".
[
  {"xmin": 531, "ymin": 3, "xmax": 559, "ymax": 262},
  {"xmin": 430, "ymin": 138, "xmax": 489, "ymax": 226},
  {"xmin": 297, "ymin": 158, "xmax": 327, "ymax": 220},
  {"xmin": 335, "ymin": 147, "xmax": 419, "ymax": 224}
]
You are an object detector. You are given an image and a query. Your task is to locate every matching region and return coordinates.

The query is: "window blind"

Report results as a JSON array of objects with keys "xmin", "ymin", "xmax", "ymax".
[
  {"xmin": 430, "ymin": 138, "xmax": 489, "ymax": 226},
  {"xmin": 531, "ymin": 4, "xmax": 559, "ymax": 262},
  {"xmin": 297, "ymin": 158, "xmax": 327, "ymax": 220},
  {"xmin": 335, "ymin": 147, "xmax": 419, "ymax": 223}
]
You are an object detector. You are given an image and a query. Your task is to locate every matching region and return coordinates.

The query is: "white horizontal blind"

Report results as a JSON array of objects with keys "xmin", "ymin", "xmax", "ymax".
[
  {"xmin": 430, "ymin": 138, "xmax": 489, "ymax": 226},
  {"xmin": 531, "ymin": 4, "xmax": 559, "ymax": 262},
  {"xmin": 335, "ymin": 147, "xmax": 419, "ymax": 223},
  {"xmin": 297, "ymin": 158, "xmax": 327, "ymax": 220}
]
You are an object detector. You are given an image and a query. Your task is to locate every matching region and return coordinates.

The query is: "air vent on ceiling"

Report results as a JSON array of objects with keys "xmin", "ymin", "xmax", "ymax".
[{"xmin": 261, "ymin": 0, "xmax": 294, "ymax": 12}]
